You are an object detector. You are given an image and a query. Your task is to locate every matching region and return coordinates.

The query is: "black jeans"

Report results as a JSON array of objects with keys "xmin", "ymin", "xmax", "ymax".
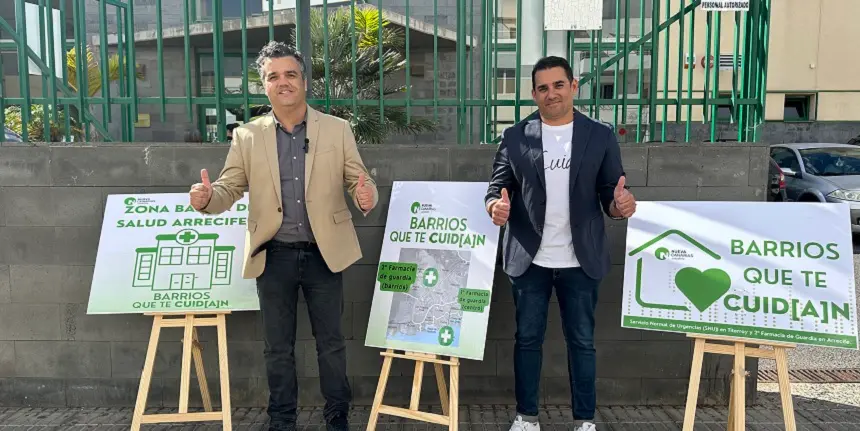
[
  {"xmin": 256, "ymin": 240, "xmax": 351, "ymax": 425},
  {"xmin": 510, "ymin": 264, "xmax": 600, "ymax": 421}
]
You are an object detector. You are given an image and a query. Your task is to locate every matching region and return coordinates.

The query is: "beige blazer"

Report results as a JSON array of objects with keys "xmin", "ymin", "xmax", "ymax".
[{"xmin": 200, "ymin": 106, "xmax": 378, "ymax": 278}]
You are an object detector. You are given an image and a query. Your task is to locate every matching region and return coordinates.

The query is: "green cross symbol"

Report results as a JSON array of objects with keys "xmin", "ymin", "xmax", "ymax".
[
  {"xmin": 178, "ymin": 230, "xmax": 198, "ymax": 244},
  {"xmin": 423, "ymin": 268, "xmax": 439, "ymax": 287},
  {"xmin": 438, "ymin": 326, "xmax": 454, "ymax": 346}
]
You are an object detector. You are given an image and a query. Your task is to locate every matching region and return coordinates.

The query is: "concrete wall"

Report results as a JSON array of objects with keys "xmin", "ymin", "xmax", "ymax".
[
  {"xmin": 0, "ymin": 142, "xmax": 768, "ymax": 408},
  {"xmin": 661, "ymin": 121, "xmax": 860, "ymax": 145}
]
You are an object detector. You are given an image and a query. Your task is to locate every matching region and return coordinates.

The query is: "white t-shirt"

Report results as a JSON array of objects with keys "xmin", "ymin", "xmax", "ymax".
[{"xmin": 532, "ymin": 121, "xmax": 581, "ymax": 268}]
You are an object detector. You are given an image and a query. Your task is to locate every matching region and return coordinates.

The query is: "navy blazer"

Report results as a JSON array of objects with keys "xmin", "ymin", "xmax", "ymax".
[{"xmin": 485, "ymin": 109, "xmax": 625, "ymax": 280}]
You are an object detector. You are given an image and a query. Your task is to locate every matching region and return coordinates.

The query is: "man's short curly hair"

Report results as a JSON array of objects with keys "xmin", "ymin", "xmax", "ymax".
[{"xmin": 255, "ymin": 41, "xmax": 306, "ymax": 78}]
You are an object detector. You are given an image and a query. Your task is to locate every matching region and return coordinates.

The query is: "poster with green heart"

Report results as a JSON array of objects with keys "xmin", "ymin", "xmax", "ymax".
[{"xmin": 621, "ymin": 201, "xmax": 858, "ymax": 349}]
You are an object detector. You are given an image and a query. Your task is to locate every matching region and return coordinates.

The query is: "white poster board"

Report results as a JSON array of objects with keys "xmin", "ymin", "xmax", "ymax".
[
  {"xmin": 544, "ymin": 0, "xmax": 603, "ymax": 31},
  {"xmin": 622, "ymin": 201, "xmax": 858, "ymax": 349},
  {"xmin": 86, "ymin": 193, "xmax": 259, "ymax": 314},
  {"xmin": 364, "ymin": 181, "xmax": 500, "ymax": 360}
]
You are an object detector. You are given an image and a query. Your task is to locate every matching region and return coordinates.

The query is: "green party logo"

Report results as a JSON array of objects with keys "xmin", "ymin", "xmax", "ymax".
[
  {"xmin": 124, "ymin": 197, "xmax": 137, "ymax": 206},
  {"xmin": 411, "ymin": 202, "xmax": 421, "ymax": 214},
  {"xmin": 628, "ymin": 229, "xmax": 729, "ymax": 312},
  {"xmin": 438, "ymin": 326, "xmax": 454, "ymax": 346}
]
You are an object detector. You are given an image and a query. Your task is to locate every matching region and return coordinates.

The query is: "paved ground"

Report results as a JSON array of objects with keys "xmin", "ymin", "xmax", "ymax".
[
  {"xmin": 760, "ymin": 238, "xmax": 860, "ymax": 372},
  {"xmin": 2, "ymin": 388, "xmax": 860, "ymax": 431}
]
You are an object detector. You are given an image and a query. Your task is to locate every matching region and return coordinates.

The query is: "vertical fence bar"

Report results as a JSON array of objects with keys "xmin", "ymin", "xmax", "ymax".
[
  {"xmin": 595, "ymin": 30, "xmax": 602, "ymax": 123},
  {"xmin": 621, "ymin": 0, "xmax": 630, "ymax": 134},
  {"xmin": 492, "ymin": 0, "xmax": 498, "ymax": 138},
  {"xmin": 269, "ymin": 0, "xmax": 274, "ymax": 41},
  {"xmin": 61, "ymin": 0, "xmax": 71, "ymax": 141},
  {"xmin": 350, "ymin": 0, "xmax": 357, "ymax": 116},
  {"xmin": 731, "ymin": 11, "xmax": 739, "ymax": 126},
  {"xmin": 98, "ymin": 0, "xmax": 110, "ymax": 124},
  {"xmin": 156, "ymin": 0, "xmax": 165, "ymax": 121},
  {"xmin": 684, "ymin": 5, "xmax": 695, "ymax": 141},
  {"xmin": 125, "ymin": 0, "xmax": 135, "ymax": 141},
  {"xmin": 433, "ymin": 0, "xmax": 439, "ymax": 122},
  {"xmin": 457, "ymin": 0, "xmax": 465, "ymax": 145},
  {"xmin": 324, "ymin": 0, "xmax": 331, "ymax": 113},
  {"xmin": 183, "ymin": 0, "xmax": 192, "ymax": 119},
  {"xmin": 589, "ymin": 31, "xmax": 595, "ymax": 117},
  {"xmin": 635, "ymin": 0, "xmax": 644, "ymax": 140},
  {"xmin": 745, "ymin": 1, "xmax": 760, "ymax": 142},
  {"xmin": 117, "ymin": 10, "xmax": 128, "ymax": 141},
  {"xmin": 405, "ymin": 0, "xmax": 411, "ymax": 123},
  {"xmin": 15, "ymin": 0, "xmax": 30, "ymax": 142},
  {"xmin": 757, "ymin": 0, "xmax": 771, "ymax": 142},
  {"xmin": 480, "ymin": 0, "xmax": 487, "ymax": 143},
  {"xmin": 213, "ymin": 0, "xmax": 225, "ymax": 142},
  {"xmin": 242, "ymin": 0, "xmax": 250, "ymax": 123},
  {"xmin": 613, "ymin": 0, "xmax": 620, "ymax": 127},
  {"xmin": 514, "ymin": 0, "xmax": 521, "ymax": 123},
  {"xmin": 660, "ymin": 0, "xmax": 669, "ymax": 140},
  {"xmin": 0, "ymin": 22, "xmax": 5, "ymax": 131},
  {"xmin": 378, "ymin": 1, "xmax": 385, "ymax": 125},
  {"xmin": 469, "ymin": 0, "xmax": 474, "ymax": 144},
  {"xmin": 647, "ymin": 0, "xmax": 660, "ymax": 141},
  {"xmin": 78, "ymin": 0, "xmax": 92, "ymax": 140},
  {"xmin": 676, "ymin": 0, "xmax": 685, "ymax": 124},
  {"xmin": 73, "ymin": 0, "xmax": 87, "ymax": 140},
  {"xmin": 38, "ymin": 0, "xmax": 50, "ymax": 141},
  {"xmin": 703, "ymin": 11, "xmax": 712, "ymax": 132},
  {"xmin": 709, "ymin": 11, "xmax": 721, "ymax": 141}
]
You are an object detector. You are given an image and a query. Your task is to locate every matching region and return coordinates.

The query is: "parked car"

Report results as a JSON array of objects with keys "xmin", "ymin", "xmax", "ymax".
[
  {"xmin": 767, "ymin": 157, "xmax": 787, "ymax": 202},
  {"xmin": 4, "ymin": 127, "xmax": 22, "ymax": 142},
  {"xmin": 769, "ymin": 143, "xmax": 860, "ymax": 232}
]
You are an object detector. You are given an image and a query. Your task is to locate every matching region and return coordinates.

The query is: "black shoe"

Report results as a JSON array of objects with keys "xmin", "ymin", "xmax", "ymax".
[
  {"xmin": 269, "ymin": 421, "xmax": 297, "ymax": 431},
  {"xmin": 326, "ymin": 412, "xmax": 349, "ymax": 431}
]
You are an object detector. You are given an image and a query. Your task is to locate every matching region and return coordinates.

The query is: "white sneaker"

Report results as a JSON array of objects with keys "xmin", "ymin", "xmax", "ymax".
[
  {"xmin": 509, "ymin": 415, "xmax": 540, "ymax": 431},
  {"xmin": 575, "ymin": 422, "xmax": 597, "ymax": 431}
]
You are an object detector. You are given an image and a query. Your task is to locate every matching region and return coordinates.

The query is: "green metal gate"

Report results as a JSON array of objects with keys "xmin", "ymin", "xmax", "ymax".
[{"xmin": 1, "ymin": 0, "xmax": 770, "ymax": 144}]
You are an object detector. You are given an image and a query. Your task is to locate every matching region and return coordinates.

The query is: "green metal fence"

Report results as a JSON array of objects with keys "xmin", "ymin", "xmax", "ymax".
[{"xmin": 1, "ymin": 0, "xmax": 770, "ymax": 144}]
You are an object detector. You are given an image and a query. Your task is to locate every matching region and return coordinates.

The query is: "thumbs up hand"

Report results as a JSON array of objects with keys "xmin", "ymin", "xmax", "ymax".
[
  {"xmin": 612, "ymin": 176, "xmax": 636, "ymax": 218},
  {"xmin": 190, "ymin": 169, "xmax": 213, "ymax": 211},
  {"xmin": 357, "ymin": 172, "xmax": 374, "ymax": 211},
  {"xmin": 491, "ymin": 188, "xmax": 511, "ymax": 226}
]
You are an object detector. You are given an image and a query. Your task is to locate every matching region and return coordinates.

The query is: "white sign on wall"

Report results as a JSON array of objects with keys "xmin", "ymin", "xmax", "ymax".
[
  {"xmin": 701, "ymin": 1, "xmax": 750, "ymax": 11},
  {"xmin": 544, "ymin": 0, "xmax": 603, "ymax": 31},
  {"xmin": 622, "ymin": 201, "xmax": 858, "ymax": 349}
]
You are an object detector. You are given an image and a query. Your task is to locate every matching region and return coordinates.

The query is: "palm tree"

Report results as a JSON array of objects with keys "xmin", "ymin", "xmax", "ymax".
[
  {"xmin": 66, "ymin": 45, "xmax": 145, "ymax": 97},
  {"xmin": 243, "ymin": 6, "xmax": 437, "ymax": 145}
]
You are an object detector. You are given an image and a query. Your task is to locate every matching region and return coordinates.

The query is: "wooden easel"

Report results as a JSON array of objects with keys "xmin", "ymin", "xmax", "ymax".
[
  {"xmin": 366, "ymin": 349, "xmax": 460, "ymax": 430},
  {"xmin": 130, "ymin": 311, "xmax": 233, "ymax": 430},
  {"xmin": 683, "ymin": 333, "xmax": 797, "ymax": 431}
]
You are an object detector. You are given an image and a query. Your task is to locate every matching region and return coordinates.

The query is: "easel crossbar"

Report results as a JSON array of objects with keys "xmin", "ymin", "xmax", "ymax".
[
  {"xmin": 140, "ymin": 412, "xmax": 224, "ymax": 423},
  {"xmin": 704, "ymin": 343, "xmax": 778, "ymax": 359},
  {"xmin": 159, "ymin": 317, "xmax": 220, "ymax": 327},
  {"xmin": 378, "ymin": 406, "xmax": 449, "ymax": 425},
  {"xmin": 380, "ymin": 351, "xmax": 458, "ymax": 366}
]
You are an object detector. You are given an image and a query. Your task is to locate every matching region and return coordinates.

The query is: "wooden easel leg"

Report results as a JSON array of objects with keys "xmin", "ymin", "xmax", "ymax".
[
  {"xmin": 732, "ymin": 342, "xmax": 746, "ymax": 431},
  {"xmin": 774, "ymin": 347, "xmax": 797, "ymax": 431},
  {"xmin": 367, "ymin": 349, "xmax": 394, "ymax": 431},
  {"xmin": 178, "ymin": 315, "xmax": 195, "ymax": 414},
  {"xmin": 410, "ymin": 360, "xmax": 425, "ymax": 411},
  {"xmin": 727, "ymin": 372, "xmax": 736, "ymax": 431},
  {"xmin": 216, "ymin": 313, "xmax": 233, "ymax": 430},
  {"xmin": 448, "ymin": 357, "xmax": 459, "ymax": 431},
  {"xmin": 434, "ymin": 361, "xmax": 450, "ymax": 416},
  {"xmin": 191, "ymin": 328, "xmax": 213, "ymax": 412},
  {"xmin": 682, "ymin": 338, "xmax": 705, "ymax": 431},
  {"xmin": 130, "ymin": 315, "xmax": 163, "ymax": 431}
]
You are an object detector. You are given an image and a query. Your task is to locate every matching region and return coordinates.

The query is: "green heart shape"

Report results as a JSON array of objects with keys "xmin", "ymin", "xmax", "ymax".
[{"xmin": 674, "ymin": 267, "xmax": 732, "ymax": 312}]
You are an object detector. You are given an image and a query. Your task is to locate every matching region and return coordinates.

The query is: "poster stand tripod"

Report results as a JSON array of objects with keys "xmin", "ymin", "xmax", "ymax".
[
  {"xmin": 682, "ymin": 333, "xmax": 796, "ymax": 431},
  {"xmin": 366, "ymin": 349, "xmax": 460, "ymax": 431},
  {"xmin": 130, "ymin": 311, "xmax": 233, "ymax": 430}
]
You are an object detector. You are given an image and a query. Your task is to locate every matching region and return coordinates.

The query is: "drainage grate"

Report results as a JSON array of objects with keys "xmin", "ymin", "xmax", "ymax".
[{"xmin": 758, "ymin": 368, "xmax": 860, "ymax": 383}]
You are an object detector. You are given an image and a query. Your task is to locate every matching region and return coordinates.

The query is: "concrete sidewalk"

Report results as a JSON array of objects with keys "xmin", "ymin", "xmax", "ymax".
[{"xmin": 2, "ymin": 389, "xmax": 860, "ymax": 431}]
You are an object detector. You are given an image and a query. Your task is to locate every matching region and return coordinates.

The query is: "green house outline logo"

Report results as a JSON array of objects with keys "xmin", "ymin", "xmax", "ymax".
[
  {"xmin": 132, "ymin": 228, "xmax": 236, "ymax": 291},
  {"xmin": 628, "ymin": 229, "xmax": 728, "ymax": 312}
]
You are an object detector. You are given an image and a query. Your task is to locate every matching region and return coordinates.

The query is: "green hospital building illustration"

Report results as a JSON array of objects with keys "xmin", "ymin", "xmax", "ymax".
[{"xmin": 133, "ymin": 229, "xmax": 236, "ymax": 291}]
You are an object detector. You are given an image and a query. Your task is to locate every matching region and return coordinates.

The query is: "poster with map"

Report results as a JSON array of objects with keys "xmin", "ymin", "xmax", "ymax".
[{"xmin": 364, "ymin": 181, "xmax": 500, "ymax": 360}]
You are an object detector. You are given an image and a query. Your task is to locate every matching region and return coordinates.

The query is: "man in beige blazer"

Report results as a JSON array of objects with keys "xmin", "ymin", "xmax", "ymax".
[{"xmin": 188, "ymin": 41, "xmax": 377, "ymax": 431}]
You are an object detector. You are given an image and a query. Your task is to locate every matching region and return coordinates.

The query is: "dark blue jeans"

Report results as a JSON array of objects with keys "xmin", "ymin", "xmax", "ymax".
[
  {"xmin": 256, "ymin": 241, "xmax": 351, "ymax": 425},
  {"xmin": 510, "ymin": 264, "xmax": 600, "ymax": 421}
]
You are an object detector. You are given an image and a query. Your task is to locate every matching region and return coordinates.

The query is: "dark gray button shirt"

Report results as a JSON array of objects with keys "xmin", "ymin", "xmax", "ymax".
[{"xmin": 273, "ymin": 113, "xmax": 315, "ymax": 243}]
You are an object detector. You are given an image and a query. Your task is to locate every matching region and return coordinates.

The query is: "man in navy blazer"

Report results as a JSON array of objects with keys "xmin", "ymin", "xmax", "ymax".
[{"xmin": 485, "ymin": 56, "xmax": 637, "ymax": 431}]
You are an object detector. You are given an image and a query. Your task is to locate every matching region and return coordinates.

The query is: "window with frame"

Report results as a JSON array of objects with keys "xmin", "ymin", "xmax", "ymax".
[
  {"xmin": 187, "ymin": 246, "xmax": 212, "ymax": 265},
  {"xmin": 770, "ymin": 147, "xmax": 801, "ymax": 172},
  {"xmin": 158, "ymin": 247, "xmax": 184, "ymax": 266},
  {"xmin": 784, "ymin": 95, "xmax": 812, "ymax": 121}
]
